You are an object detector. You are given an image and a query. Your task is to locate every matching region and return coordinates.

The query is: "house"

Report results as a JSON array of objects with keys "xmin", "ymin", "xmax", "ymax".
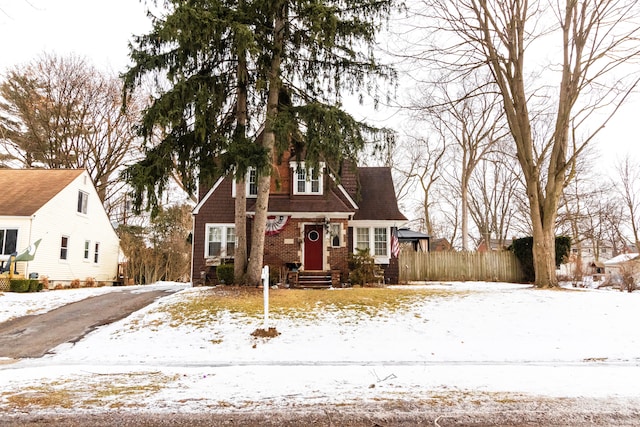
[
  {"xmin": 477, "ymin": 237, "xmax": 513, "ymax": 252},
  {"xmin": 429, "ymin": 237, "xmax": 452, "ymax": 252},
  {"xmin": 191, "ymin": 149, "xmax": 407, "ymax": 287},
  {"xmin": 0, "ymin": 169, "xmax": 121, "ymax": 289},
  {"xmin": 603, "ymin": 253, "xmax": 640, "ymax": 286}
]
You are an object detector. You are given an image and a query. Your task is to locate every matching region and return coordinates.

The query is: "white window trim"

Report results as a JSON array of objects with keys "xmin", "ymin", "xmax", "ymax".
[
  {"xmin": 60, "ymin": 235, "xmax": 70, "ymax": 261},
  {"xmin": 330, "ymin": 223, "xmax": 342, "ymax": 248},
  {"xmin": 205, "ymin": 223, "xmax": 236, "ymax": 258},
  {"xmin": 352, "ymin": 225, "xmax": 390, "ymax": 264},
  {"xmin": 77, "ymin": 190, "xmax": 89, "ymax": 215},
  {"xmin": 83, "ymin": 240, "xmax": 90, "ymax": 261},
  {"xmin": 231, "ymin": 167, "xmax": 258, "ymax": 198},
  {"xmin": 94, "ymin": 242, "xmax": 100, "ymax": 264},
  {"xmin": 290, "ymin": 161, "xmax": 324, "ymax": 195}
]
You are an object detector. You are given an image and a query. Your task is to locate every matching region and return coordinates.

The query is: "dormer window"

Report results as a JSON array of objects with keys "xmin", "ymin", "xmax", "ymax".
[
  {"xmin": 232, "ymin": 167, "xmax": 258, "ymax": 198},
  {"xmin": 291, "ymin": 162, "xmax": 324, "ymax": 195}
]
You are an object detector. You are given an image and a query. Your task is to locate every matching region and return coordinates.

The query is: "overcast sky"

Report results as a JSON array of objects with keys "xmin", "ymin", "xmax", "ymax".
[{"xmin": 0, "ymin": 0, "xmax": 638, "ymax": 176}]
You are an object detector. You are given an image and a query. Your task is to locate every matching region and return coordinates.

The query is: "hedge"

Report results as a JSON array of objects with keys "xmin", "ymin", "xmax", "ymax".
[{"xmin": 9, "ymin": 279, "xmax": 42, "ymax": 293}]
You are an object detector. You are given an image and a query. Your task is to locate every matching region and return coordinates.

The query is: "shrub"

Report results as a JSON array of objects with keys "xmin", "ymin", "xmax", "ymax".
[
  {"xmin": 70, "ymin": 279, "xmax": 81, "ymax": 289},
  {"xmin": 10, "ymin": 279, "xmax": 41, "ymax": 293},
  {"xmin": 29, "ymin": 280, "xmax": 43, "ymax": 292},
  {"xmin": 9, "ymin": 279, "xmax": 30, "ymax": 293},
  {"xmin": 216, "ymin": 264, "xmax": 234, "ymax": 285},
  {"xmin": 349, "ymin": 248, "xmax": 383, "ymax": 287},
  {"xmin": 85, "ymin": 277, "xmax": 96, "ymax": 288}
]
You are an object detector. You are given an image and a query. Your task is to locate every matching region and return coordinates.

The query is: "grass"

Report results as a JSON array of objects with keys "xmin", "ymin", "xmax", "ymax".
[
  {"xmin": 160, "ymin": 286, "xmax": 466, "ymax": 328},
  {"xmin": 1, "ymin": 372, "xmax": 178, "ymax": 411}
]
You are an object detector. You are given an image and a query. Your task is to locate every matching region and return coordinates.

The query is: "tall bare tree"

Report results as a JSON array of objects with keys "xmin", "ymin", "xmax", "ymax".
[
  {"xmin": 417, "ymin": 0, "xmax": 640, "ymax": 286},
  {"xmin": 0, "ymin": 53, "xmax": 142, "ymax": 213},
  {"xmin": 614, "ymin": 155, "xmax": 640, "ymax": 252}
]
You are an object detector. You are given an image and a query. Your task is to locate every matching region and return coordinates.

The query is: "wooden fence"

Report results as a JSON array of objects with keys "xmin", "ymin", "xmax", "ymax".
[{"xmin": 399, "ymin": 250, "xmax": 525, "ymax": 283}]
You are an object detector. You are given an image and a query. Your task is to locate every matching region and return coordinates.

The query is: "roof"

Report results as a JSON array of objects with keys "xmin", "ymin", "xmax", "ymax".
[
  {"xmin": 352, "ymin": 167, "xmax": 407, "ymax": 221},
  {"xmin": 603, "ymin": 253, "xmax": 640, "ymax": 266},
  {"xmin": 0, "ymin": 169, "xmax": 85, "ymax": 216},
  {"xmin": 397, "ymin": 228, "xmax": 430, "ymax": 240}
]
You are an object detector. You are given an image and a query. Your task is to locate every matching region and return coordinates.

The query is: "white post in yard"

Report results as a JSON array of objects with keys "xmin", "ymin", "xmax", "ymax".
[{"xmin": 261, "ymin": 265, "xmax": 269, "ymax": 329}]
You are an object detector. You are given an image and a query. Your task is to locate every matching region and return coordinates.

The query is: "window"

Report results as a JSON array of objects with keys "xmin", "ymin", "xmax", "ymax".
[
  {"xmin": 77, "ymin": 190, "xmax": 88, "ymax": 214},
  {"xmin": 248, "ymin": 168, "xmax": 258, "ymax": 196},
  {"xmin": 354, "ymin": 227, "xmax": 389, "ymax": 258},
  {"xmin": 84, "ymin": 240, "xmax": 90, "ymax": 260},
  {"xmin": 292, "ymin": 162, "xmax": 323, "ymax": 195},
  {"xmin": 94, "ymin": 242, "xmax": 100, "ymax": 263},
  {"xmin": 206, "ymin": 225, "xmax": 236, "ymax": 257},
  {"xmin": 374, "ymin": 228, "xmax": 388, "ymax": 256},
  {"xmin": 0, "ymin": 229, "xmax": 18, "ymax": 255},
  {"xmin": 330, "ymin": 223, "xmax": 341, "ymax": 247},
  {"xmin": 356, "ymin": 228, "xmax": 369, "ymax": 251},
  {"xmin": 60, "ymin": 236, "xmax": 69, "ymax": 260}
]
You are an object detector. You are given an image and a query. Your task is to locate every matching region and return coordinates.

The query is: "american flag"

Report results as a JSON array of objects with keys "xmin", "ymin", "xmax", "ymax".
[{"xmin": 391, "ymin": 228, "xmax": 400, "ymax": 258}]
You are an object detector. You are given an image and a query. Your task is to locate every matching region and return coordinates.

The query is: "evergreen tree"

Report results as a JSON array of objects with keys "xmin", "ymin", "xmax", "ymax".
[{"xmin": 123, "ymin": 0, "xmax": 397, "ymax": 285}]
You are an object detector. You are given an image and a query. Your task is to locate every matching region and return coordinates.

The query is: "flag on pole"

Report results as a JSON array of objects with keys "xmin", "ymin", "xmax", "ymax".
[{"xmin": 391, "ymin": 228, "xmax": 400, "ymax": 258}]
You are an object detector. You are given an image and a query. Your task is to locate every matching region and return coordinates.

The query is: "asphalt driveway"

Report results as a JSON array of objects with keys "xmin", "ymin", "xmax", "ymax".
[{"xmin": 0, "ymin": 287, "xmax": 178, "ymax": 359}]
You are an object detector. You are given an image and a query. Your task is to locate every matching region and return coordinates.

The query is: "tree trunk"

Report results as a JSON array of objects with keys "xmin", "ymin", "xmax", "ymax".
[
  {"xmin": 245, "ymin": 3, "xmax": 285, "ymax": 286},
  {"xmin": 234, "ymin": 44, "xmax": 248, "ymax": 284}
]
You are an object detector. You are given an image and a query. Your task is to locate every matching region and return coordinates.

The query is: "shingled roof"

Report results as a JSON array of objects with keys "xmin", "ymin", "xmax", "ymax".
[
  {"xmin": 352, "ymin": 167, "xmax": 407, "ymax": 221},
  {"xmin": 0, "ymin": 169, "xmax": 85, "ymax": 216}
]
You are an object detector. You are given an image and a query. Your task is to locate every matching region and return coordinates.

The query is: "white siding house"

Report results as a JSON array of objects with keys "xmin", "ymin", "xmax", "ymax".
[{"xmin": 0, "ymin": 169, "xmax": 120, "ymax": 286}]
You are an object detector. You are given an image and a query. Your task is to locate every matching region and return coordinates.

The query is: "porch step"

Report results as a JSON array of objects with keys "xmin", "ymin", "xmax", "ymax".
[{"xmin": 292, "ymin": 271, "xmax": 332, "ymax": 289}]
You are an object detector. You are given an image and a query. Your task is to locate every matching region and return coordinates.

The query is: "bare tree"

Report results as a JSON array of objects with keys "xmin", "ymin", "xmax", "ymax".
[
  {"xmin": 391, "ymin": 135, "xmax": 446, "ymax": 237},
  {"xmin": 0, "ymin": 53, "xmax": 143, "ymax": 214},
  {"xmin": 614, "ymin": 155, "xmax": 640, "ymax": 252},
  {"xmin": 415, "ymin": 0, "xmax": 640, "ymax": 287},
  {"xmin": 468, "ymin": 142, "xmax": 523, "ymax": 250},
  {"xmin": 413, "ymin": 74, "xmax": 506, "ymax": 250}
]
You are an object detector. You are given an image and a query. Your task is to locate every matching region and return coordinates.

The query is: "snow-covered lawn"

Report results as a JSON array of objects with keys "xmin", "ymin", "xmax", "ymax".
[{"xmin": 1, "ymin": 281, "xmax": 640, "ymax": 418}]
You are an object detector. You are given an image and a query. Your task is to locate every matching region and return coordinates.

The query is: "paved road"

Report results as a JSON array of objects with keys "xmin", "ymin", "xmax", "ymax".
[{"xmin": 0, "ymin": 288, "xmax": 178, "ymax": 359}]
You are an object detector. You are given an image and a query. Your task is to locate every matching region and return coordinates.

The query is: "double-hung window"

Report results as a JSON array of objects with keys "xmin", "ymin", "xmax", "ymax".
[
  {"xmin": 94, "ymin": 242, "xmax": 100, "ymax": 263},
  {"xmin": 354, "ymin": 227, "xmax": 388, "ymax": 258},
  {"xmin": 84, "ymin": 240, "xmax": 90, "ymax": 260},
  {"xmin": 206, "ymin": 225, "xmax": 236, "ymax": 257},
  {"xmin": 292, "ymin": 162, "xmax": 323, "ymax": 195},
  {"xmin": 60, "ymin": 236, "xmax": 69, "ymax": 260},
  {"xmin": 0, "ymin": 228, "xmax": 18, "ymax": 255}
]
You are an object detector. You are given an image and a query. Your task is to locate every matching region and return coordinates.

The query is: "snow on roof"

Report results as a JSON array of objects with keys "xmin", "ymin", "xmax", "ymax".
[{"xmin": 603, "ymin": 253, "xmax": 640, "ymax": 266}]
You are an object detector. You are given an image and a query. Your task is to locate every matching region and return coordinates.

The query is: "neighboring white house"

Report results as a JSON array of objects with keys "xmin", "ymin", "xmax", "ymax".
[{"xmin": 0, "ymin": 169, "xmax": 120, "ymax": 287}]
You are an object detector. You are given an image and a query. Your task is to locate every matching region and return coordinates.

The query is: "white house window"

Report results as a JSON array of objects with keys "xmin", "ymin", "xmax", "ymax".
[
  {"xmin": 206, "ymin": 224, "xmax": 236, "ymax": 257},
  {"xmin": 94, "ymin": 242, "xmax": 100, "ymax": 263},
  {"xmin": 77, "ymin": 190, "xmax": 88, "ymax": 214},
  {"xmin": 0, "ymin": 228, "xmax": 18, "ymax": 255},
  {"xmin": 60, "ymin": 236, "xmax": 69, "ymax": 260},
  {"xmin": 354, "ymin": 227, "xmax": 389, "ymax": 258},
  {"xmin": 232, "ymin": 167, "xmax": 258, "ymax": 198},
  {"xmin": 84, "ymin": 240, "xmax": 90, "ymax": 260},
  {"xmin": 247, "ymin": 168, "xmax": 258, "ymax": 196},
  {"xmin": 374, "ymin": 228, "xmax": 388, "ymax": 256},
  {"xmin": 356, "ymin": 227, "xmax": 369, "ymax": 251},
  {"xmin": 330, "ymin": 223, "xmax": 341, "ymax": 247},
  {"xmin": 291, "ymin": 162, "xmax": 323, "ymax": 195}
]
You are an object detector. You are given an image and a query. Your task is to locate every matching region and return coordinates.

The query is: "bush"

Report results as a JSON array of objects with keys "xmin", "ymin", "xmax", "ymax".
[
  {"xmin": 10, "ymin": 279, "xmax": 41, "ymax": 293},
  {"xmin": 349, "ymin": 248, "xmax": 383, "ymax": 286},
  {"xmin": 216, "ymin": 264, "xmax": 234, "ymax": 285},
  {"xmin": 70, "ymin": 279, "xmax": 81, "ymax": 288}
]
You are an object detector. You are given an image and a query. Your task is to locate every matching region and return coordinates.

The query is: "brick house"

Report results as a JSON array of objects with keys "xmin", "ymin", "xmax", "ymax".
[{"xmin": 191, "ymin": 148, "xmax": 407, "ymax": 287}]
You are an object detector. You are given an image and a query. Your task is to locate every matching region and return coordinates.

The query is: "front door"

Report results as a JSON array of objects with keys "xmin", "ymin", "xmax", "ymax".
[{"xmin": 304, "ymin": 224, "xmax": 324, "ymax": 270}]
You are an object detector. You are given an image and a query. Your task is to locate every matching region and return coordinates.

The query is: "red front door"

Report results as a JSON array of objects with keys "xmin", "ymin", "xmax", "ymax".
[{"xmin": 304, "ymin": 224, "xmax": 324, "ymax": 270}]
